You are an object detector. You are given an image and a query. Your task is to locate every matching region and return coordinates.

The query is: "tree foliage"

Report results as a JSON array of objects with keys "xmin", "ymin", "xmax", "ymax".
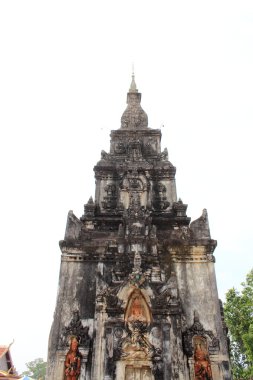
[
  {"xmin": 21, "ymin": 358, "xmax": 47, "ymax": 380},
  {"xmin": 224, "ymin": 269, "xmax": 253, "ymax": 379}
]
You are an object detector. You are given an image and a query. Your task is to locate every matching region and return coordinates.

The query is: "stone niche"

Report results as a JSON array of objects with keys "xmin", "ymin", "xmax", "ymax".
[{"xmin": 113, "ymin": 289, "xmax": 155, "ymax": 380}]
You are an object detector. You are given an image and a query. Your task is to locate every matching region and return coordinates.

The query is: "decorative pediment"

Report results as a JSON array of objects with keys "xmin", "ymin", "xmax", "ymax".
[
  {"xmin": 182, "ymin": 311, "xmax": 219, "ymax": 357},
  {"xmin": 59, "ymin": 311, "xmax": 91, "ymax": 349},
  {"xmin": 124, "ymin": 288, "xmax": 152, "ymax": 325},
  {"xmin": 96, "ymin": 282, "xmax": 124, "ymax": 316},
  {"xmin": 120, "ymin": 320, "xmax": 154, "ymax": 360},
  {"xmin": 151, "ymin": 272, "xmax": 180, "ymax": 312}
]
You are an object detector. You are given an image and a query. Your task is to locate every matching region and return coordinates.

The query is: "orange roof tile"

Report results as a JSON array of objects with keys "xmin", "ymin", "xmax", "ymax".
[{"xmin": 0, "ymin": 347, "xmax": 8, "ymax": 359}]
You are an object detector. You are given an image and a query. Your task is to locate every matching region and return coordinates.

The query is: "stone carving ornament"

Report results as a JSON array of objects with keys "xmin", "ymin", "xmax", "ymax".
[
  {"xmin": 96, "ymin": 282, "xmax": 123, "ymax": 315},
  {"xmin": 153, "ymin": 182, "xmax": 170, "ymax": 211},
  {"xmin": 182, "ymin": 311, "xmax": 219, "ymax": 357},
  {"xmin": 59, "ymin": 311, "xmax": 91, "ymax": 349},
  {"xmin": 121, "ymin": 170, "xmax": 149, "ymax": 192},
  {"xmin": 102, "ymin": 183, "xmax": 117, "ymax": 209},
  {"xmin": 151, "ymin": 273, "xmax": 179, "ymax": 310},
  {"xmin": 120, "ymin": 320, "xmax": 154, "ymax": 360},
  {"xmin": 115, "ymin": 141, "xmax": 126, "ymax": 154}
]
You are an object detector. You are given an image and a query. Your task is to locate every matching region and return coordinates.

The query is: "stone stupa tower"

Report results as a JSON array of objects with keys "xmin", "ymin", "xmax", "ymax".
[{"xmin": 46, "ymin": 74, "xmax": 231, "ymax": 380}]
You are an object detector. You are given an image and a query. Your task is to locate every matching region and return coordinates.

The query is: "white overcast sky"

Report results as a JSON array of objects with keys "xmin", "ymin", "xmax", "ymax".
[{"xmin": 0, "ymin": 0, "xmax": 252, "ymax": 374}]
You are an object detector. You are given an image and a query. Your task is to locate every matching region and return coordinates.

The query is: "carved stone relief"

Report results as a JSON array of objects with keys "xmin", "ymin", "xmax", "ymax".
[
  {"xmin": 151, "ymin": 273, "xmax": 179, "ymax": 310},
  {"xmin": 121, "ymin": 320, "xmax": 154, "ymax": 360},
  {"xmin": 153, "ymin": 183, "xmax": 170, "ymax": 211},
  {"xmin": 183, "ymin": 311, "xmax": 219, "ymax": 358},
  {"xmin": 96, "ymin": 281, "xmax": 124, "ymax": 316},
  {"xmin": 102, "ymin": 183, "xmax": 117, "ymax": 209},
  {"xmin": 59, "ymin": 311, "xmax": 91, "ymax": 350},
  {"xmin": 124, "ymin": 289, "xmax": 151, "ymax": 324},
  {"xmin": 125, "ymin": 365, "xmax": 152, "ymax": 380},
  {"xmin": 119, "ymin": 170, "xmax": 150, "ymax": 210},
  {"xmin": 114, "ymin": 141, "xmax": 127, "ymax": 154}
]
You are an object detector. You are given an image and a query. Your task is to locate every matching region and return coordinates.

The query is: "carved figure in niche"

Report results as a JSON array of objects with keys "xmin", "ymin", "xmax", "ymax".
[
  {"xmin": 144, "ymin": 137, "xmax": 155, "ymax": 155},
  {"xmin": 115, "ymin": 142, "xmax": 126, "ymax": 154},
  {"xmin": 133, "ymin": 249, "xmax": 142, "ymax": 273},
  {"xmin": 64, "ymin": 337, "xmax": 82, "ymax": 380},
  {"xmin": 183, "ymin": 311, "xmax": 218, "ymax": 358},
  {"xmin": 193, "ymin": 337, "xmax": 213, "ymax": 380},
  {"xmin": 127, "ymin": 140, "xmax": 142, "ymax": 160},
  {"xmin": 153, "ymin": 182, "xmax": 170, "ymax": 210},
  {"xmin": 103, "ymin": 183, "xmax": 117, "ymax": 209},
  {"xmin": 125, "ymin": 289, "xmax": 151, "ymax": 325},
  {"xmin": 129, "ymin": 296, "xmax": 145, "ymax": 321},
  {"xmin": 105, "ymin": 184, "xmax": 116, "ymax": 196},
  {"xmin": 121, "ymin": 321, "xmax": 153, "ymax": 359},
  {"xmin": 122, "ymin": 290, "xmax": 154, "ymax": 360}
]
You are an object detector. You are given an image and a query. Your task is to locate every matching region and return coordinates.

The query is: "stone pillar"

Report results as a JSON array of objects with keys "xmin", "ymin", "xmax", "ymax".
[
  {"xmin": 162, "ymin": 322, "xmax": 171, "ymax": 379},
  {"xmin": 92, "ymin": 298, "xmax": 107, "ymax": 379},
  {"xmin": 52, "ymin": 351, "xmax": 65, "ymax": 380},
  {"xmin": 79, "ymin": 348, "xmax": 90, "ymax": 380},
  {"xmin": 168, "ymin": 178, "xmax": 177, "ymax": 204}
]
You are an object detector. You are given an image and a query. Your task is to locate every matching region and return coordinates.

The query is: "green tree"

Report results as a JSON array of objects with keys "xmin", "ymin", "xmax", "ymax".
[
  {"xmin": 21, "ymin": 358, "xmax": 47, "ymax": 380},
  {"xmin": 224, "ymin": 269, "xmax": 253, "ymax": 379}
]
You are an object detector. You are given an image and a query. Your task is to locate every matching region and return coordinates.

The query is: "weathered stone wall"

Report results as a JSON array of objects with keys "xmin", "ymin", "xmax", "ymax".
[{"xmin": 47, "ymin": 258, "xmax": 96, "ymax": 380}]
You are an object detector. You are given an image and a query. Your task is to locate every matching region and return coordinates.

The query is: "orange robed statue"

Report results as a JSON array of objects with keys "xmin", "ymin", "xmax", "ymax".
[
  {"xmin": 64, "ymin": 336, "xmax": 82, "ymax": 380},
  {"xmin": 194, "ymin": 343, "xmax": 212, "ymax": 380}
]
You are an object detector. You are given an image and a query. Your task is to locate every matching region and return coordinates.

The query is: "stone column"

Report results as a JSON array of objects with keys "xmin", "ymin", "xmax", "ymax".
[
  {"xmin": 91, "ymin": 283, "xmax": 107, "ymax": 379},
  {"xmin": 79, "ymin": 348, "xmax": 89, "ymax": 380}
]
